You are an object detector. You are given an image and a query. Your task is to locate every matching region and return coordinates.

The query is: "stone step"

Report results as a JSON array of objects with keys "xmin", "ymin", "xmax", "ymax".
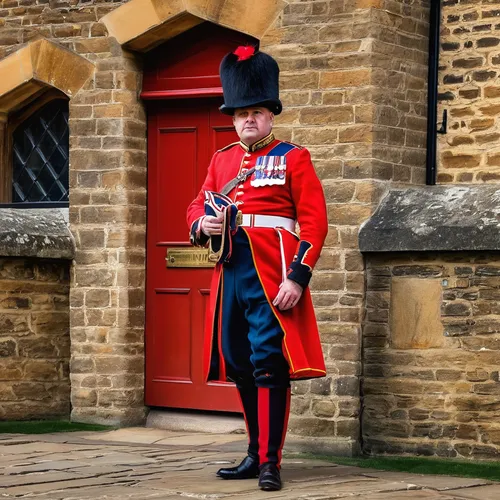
[{"xmin": 146, "ymin": 409, "xmax": 246, "ymax": 434}]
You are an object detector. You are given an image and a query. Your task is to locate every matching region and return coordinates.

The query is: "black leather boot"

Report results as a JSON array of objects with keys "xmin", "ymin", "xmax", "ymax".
[
  {"xmin": 237, "ymin": 385, "xmax": 259, "ymax": 460},
  {"xmin": 257, "ymin": 387, "xmax": 291, "ymax": 466},
  {"xmin": 216, "ymin": 455, "xmax": 259, "ymax": 479},
  {"xmin": 258, "ymin": 462, "xmax": 282, "ymax": 491}
]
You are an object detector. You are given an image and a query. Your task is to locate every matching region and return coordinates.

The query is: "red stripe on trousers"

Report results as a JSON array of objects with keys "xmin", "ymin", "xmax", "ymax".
[
  {"xmin": 277, "ymin": 387, "xmax": 291, "ymax": 467},
  {"xmin": 258, "ymin": 387, "xmax": 270, "ymax": 465},
  {"xmin": 217, "ymin": 276, "xmax": 226, "ymax": 381}
]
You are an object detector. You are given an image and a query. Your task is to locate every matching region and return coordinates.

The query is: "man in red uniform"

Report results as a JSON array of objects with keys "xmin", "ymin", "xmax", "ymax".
[{"xmin": 187, "ymin": 46, "xmax": 328, "ymax": 491}]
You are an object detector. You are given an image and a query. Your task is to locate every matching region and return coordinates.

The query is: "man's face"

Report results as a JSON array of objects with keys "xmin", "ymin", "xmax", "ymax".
[{"xmin": 233, "ymin": 107, "xmax": 274, "ymax": 145}]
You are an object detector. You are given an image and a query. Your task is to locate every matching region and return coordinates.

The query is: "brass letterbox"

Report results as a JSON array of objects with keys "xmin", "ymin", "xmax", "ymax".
[{"xmin": 166, "ymin": 248, "xmax": 215, "ymax": 268}]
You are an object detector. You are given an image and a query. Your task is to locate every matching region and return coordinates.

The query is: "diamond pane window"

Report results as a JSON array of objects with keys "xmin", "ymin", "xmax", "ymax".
[{"xmin": 12, "ymin": 99, "xmax": 69, "ymax": 204}]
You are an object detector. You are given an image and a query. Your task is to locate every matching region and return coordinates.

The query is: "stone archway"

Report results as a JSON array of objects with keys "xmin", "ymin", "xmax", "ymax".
[
  {"xmin": 100, "ymin": 0, "xmax": 284, "ymax": 52},
  {"xmin": 0, "ymin": 38, "xmax": 94, "ymax": 118}
]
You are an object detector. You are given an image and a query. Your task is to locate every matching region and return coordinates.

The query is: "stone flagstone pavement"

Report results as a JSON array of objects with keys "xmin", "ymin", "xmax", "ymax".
[{"xmin": 0, "ymin": 427, "xmax": 499, "ymax": 499}]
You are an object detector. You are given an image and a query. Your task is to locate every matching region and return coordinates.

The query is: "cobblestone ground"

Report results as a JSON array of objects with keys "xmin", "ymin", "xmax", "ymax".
[{"xmin": 0, "ymin": 428, "xmax": 499, "ymax": 499}]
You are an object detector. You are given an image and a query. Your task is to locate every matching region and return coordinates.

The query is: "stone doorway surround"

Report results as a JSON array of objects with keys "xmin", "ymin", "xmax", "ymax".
[
  {"xmin": 100, "ymin": 0, "xmax": 285, "ymax": 52},
  {"xmin": 66, "ymin": 0, "xmax": 285, "ymax": 427}
]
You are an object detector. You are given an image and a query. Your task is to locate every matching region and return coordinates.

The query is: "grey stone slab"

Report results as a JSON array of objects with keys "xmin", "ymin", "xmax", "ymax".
[
  {"xmin": 360, "ymin": 471, "xmax": 491, "ymax": 491},
  {"xmin": 147, "ymin": 409, "xmax": 246, "ymax": 435},
  {"xmin": 154, "ymin": 433, "xmax": 246, "ymax": 447},
  {"xmin": 1, "ymin": 477, "xmax": 135, "ymax": 497},
  {"xmin": 446, "ymin": 484, "xmax": 500, "ymax": 499},
  {"xmin": 0, "ymin": 471, "xmax": 81, "ymax": 488},
  {"xmin": 359, "ymin": 185, "xmax": 500, "ymax": 252},
  {"xmin": 282, "ymin": 465, "xmax": 368, "ymax": 483},
  {"xmin": 353, "ymin": 492, "xmax": 463, "ymax": 500},
  {"xmin": 81, "ymin": 428, "xmax": 180, "ymax": 445},
  {"xmin": 0, "ymin": 208, "xmax": 74, "ymax": 259},
  {"xmin": 279, "ymin": 479, "xmax": 419, "ymax": 499},
  {"xmin": 0, "ymin": 442, "xmax": 97, "ymax": 455},
  {"xmin": 12, "ymin": 487, "xmax": 182, "ymax": 500},
  {"xmin": 78, "ymin": 452, "xmax": 157, "ymax": 467},
  {"xmin": 4, "ymin": 460, "xmax": 93, "ymax": 474}
]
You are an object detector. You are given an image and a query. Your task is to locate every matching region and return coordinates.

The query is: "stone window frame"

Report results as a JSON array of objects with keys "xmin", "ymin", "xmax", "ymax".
[
  {"xmin": 0, "ymin": 38, "xmax": 94, "ymax": 208},
  {"xmin": 1, "ymin": 89, "xmax": 69, "ymax": 207}
]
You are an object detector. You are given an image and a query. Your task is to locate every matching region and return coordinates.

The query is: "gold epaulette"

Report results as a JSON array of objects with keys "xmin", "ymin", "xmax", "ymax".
[{"xmin": 217, "ymin": 142, "xmax": 239, "ymax": 152}]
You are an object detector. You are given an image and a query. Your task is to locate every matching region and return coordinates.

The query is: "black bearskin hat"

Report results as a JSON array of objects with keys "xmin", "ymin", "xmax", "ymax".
[{"xmin": 219, "ymin": 46, "xmax": 282, "ymax": 116}]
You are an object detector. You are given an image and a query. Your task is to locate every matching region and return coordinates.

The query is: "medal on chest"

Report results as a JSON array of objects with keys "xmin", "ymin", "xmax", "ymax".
[{"xmin": 251, "ymin": 155, "xmax": 287, "ymax": 187}]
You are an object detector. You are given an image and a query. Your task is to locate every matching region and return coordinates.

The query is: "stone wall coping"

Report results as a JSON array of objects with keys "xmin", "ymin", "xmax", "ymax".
[
  {"xmin": 100, "ymin": 0, "xmax": 284, "ymax": 52},
  {"xmin": 0, "ymin": 208, "xmax": 75, "ymax": 259},
  {"xmin": 359, "ymin": 185, "xmax": 500, "ymax": 253}
]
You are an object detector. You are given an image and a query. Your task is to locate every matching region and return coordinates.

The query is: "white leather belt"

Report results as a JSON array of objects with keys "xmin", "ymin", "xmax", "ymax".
[{"xmin": 240, "ymin": 214, "xmax": 296, "ymax": 231}]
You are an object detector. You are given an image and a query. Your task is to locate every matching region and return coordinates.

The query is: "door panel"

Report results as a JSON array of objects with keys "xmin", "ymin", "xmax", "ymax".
[
  {"xmin": 157, "ymin": 127, "xmax": 198, "ymax": 242},
  {"xmin": 146, "ymin": 99, "xmax": 240, "ymax": 411}
]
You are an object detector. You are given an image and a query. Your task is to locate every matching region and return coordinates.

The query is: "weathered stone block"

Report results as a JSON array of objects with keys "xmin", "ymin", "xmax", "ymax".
[
  {"xmin": 390, "ymin": 277, "xmax": 443, "ymax": 349},
  {"xmin": 288, "ymin": 416, "xmax": 336, "ymax": 437}
]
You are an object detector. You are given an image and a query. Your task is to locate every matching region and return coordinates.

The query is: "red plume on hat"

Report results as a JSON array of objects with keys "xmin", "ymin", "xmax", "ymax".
[{"xmin": 233, "ymin": 46, "xmax": 255, "ymax": 61}]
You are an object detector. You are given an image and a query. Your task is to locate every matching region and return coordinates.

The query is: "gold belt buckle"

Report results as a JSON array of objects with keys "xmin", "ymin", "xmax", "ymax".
[{"xmin": 236, "ymin": 210, "xmax": 243, "ymax": 226}]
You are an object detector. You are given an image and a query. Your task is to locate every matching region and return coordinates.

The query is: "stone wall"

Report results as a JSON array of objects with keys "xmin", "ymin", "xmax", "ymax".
[
  {"xmin": 0, "ymin": 0, "xmax": 147, "ymax": 425},
  {"xmin": 439, "ymin": 0, "xmax": 500, "ymax": 183},
  {"xmin": 363, "ymin": 253, "xmax": 500, "ymax": 459},
  {"xmin": 0, "ymin": 0, "xmax": 440, "ymax": 451},
  {"xmin": 262, "ymin": 0, "xmax": 430, "ymax": 453},
  {"xmin": 0, "ymin": 258, "xmax": 71, "ymax": 420}
]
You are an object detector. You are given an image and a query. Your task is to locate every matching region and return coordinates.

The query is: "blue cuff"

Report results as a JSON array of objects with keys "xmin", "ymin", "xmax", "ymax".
[
  {"xmin": 189, "ymin": 217, "xmax": 209, "ymax": 247},
  {"xmin": 287, "ymin": 241, "xmax": 313, "ymax": 288}
]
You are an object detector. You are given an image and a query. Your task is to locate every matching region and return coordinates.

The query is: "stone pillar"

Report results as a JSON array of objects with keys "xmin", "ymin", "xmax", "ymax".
[
  {"xmin": 69, "ymin": 31, "xmax": 147, "ymax": 425},
  {"xmin": 261, "ymin": 0, "xmax": 431, "ymax": 454}
]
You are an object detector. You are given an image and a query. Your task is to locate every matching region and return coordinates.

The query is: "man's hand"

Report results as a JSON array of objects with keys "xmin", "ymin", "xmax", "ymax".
[
  {"xmin": 201, "ymin": 215, "xmax": 223, "ymax": 236},
  {"xmin": 273, "ymin": 279, "xmax": 303, "ymax": 311}
]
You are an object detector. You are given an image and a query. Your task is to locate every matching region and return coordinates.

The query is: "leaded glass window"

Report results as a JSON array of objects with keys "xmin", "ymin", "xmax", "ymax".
[{"xmin": 12, "ymin": 99, "xmax": 69, "ymax": 204}]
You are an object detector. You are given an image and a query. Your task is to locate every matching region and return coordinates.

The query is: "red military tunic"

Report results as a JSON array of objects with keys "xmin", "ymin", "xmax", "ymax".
[{"xmin": 187, "ymin": 133, "xmax": 328, "ymax": 381}]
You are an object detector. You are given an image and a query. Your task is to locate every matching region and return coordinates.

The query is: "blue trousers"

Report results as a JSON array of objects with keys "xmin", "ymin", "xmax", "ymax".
[{"xmin": 221, "ymin": 229, "xmax": 290, "ymax": 389}]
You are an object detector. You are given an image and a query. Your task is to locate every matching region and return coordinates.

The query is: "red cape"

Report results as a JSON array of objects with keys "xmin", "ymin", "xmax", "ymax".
[{"xmin": 204, "ymin": 226, "xmax": 326, "ymax": 382}]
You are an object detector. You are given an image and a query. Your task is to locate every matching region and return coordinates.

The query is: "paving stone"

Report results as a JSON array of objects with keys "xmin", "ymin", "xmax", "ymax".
[
  {"xmin": 3, "ymin": 485, "xmax": 180, "ymax": 499},
  {"xmin": 154, "ymin": 433, "xmax": 245, "ymax": 446},
  {"xmin": 1, "ymin": 430, "xmax": 500, "ymax": 500},
  {"xmin": 447, "ymin": 485, "xmax": 500, "ymax": 499},
  {"xmin": 354, "ymin": 492, "xmax": 464, "ymax": 500},
  {"xmin": 0, "ymin": 471, "xmax": 82, "ymax": 488},
  {"xmin": 85, "ymin": 428, "xmax": 177, "ymax": 444},
  {"xmin": 361, "ymin": 471, "xmax": 492, "ymax": 491},
  {"xmin": 1, "ymin": 476, "xmax": 135, "ymax": 497}
]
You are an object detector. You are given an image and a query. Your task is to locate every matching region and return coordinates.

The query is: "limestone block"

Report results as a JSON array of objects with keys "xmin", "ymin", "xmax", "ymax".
[
  {"xmin": 101, "ymin": 0, "xmax": 285, "ymax": 52},
  {"xmin": 390, "ymin": 277, "xmax": 444, "ymax": 349},
  {"xmin": 0, "ymin": 39, "xmax": 94, "ymax": 114}
]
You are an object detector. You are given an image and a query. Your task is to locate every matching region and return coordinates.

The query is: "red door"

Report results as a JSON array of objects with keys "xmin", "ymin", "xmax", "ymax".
[{"xmin": 145, "ymin": 98, "xmax": 240, "ymax": 411}]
